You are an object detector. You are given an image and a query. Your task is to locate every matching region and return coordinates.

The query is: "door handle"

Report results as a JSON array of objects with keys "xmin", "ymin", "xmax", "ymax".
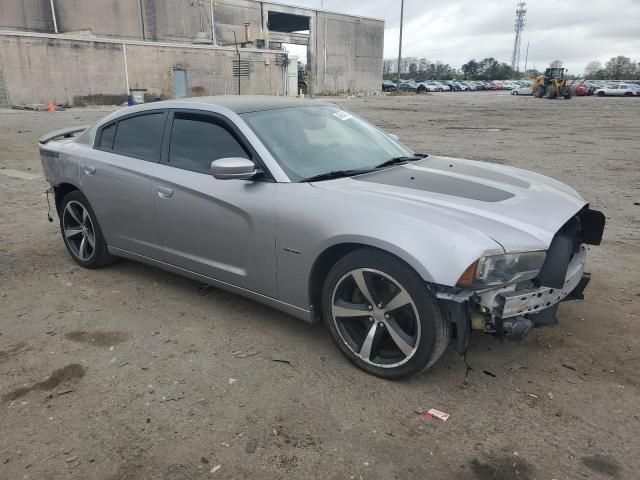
[
  {"xmin": 157, "ymin": 186, "xmax": 173, "ymax": 199},
  {"xmin": 83, "ymin": 165, "xmax": 96, "ymax": 175}
]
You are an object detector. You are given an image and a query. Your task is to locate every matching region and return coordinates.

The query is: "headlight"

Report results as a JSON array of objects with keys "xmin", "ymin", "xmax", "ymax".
[{"xmin": 457, "ymin": 251, "xmax": 546, "ymax": 287}]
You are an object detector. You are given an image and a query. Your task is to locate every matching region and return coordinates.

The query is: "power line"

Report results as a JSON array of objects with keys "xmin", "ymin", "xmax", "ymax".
[{"xmin": 510, "ymin": 2, "xmax": 527, "ymax": 74}]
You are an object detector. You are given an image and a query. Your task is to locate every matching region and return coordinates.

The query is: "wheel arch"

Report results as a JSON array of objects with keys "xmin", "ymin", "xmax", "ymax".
[
  {"xmin": 307, "ymin": 241, "xmax": 433, "ymax": 321},
  {"xmin": 53, "ymin": 182, "xmax": 81, "ymax": 215}
]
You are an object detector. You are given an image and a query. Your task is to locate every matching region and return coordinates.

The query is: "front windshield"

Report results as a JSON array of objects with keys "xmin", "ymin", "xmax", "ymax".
[{"xmin": 241, "ymin": 106, "xmax": 414, "ymax": 181}]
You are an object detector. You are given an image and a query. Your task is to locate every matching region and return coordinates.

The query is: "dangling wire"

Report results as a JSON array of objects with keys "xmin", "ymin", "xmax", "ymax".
[
  {"xmin": 46, "ymin": 189, "xmax": 54, "ymax": 222},
  {"xmin": 462, "ymin": 350, "xmax": 473, "ymax": 387}
]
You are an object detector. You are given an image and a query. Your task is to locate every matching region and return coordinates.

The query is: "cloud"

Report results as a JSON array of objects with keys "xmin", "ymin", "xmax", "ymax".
[{"xmin": 284, "ymin": 0, "xmax": 640, "ymax": 74}]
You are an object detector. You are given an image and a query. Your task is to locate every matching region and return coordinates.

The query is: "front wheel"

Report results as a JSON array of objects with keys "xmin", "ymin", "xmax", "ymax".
[
  {"xmin": 512, "ymin": 91, "xmax": 518, "ymax": 95},
  {"xmin": 59, "ymin": 190, "xmax": 115, "ymax": 268},
  {"xmin": 597, "ymin": 91, "xmax": 605, "ymax": 97},
  {"xmin": 322, "ymin": 249, "xmax": 451, "ymax": 379}
]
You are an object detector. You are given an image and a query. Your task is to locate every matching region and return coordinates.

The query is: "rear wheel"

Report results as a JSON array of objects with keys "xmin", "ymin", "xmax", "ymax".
[
  {"xmin": 535, "ymin": 86, "xmax": 545, "ymax": 98},
  {"xmin": 59, "ymin": 190, "xmax": 114, "ymax": 268},
  {"xmin": 563, "ymin": 89, "xmax": 572, "ymax": 99},
  {"xmin": 624, "ymin": 92, "xmax": 633, "ymax": 96},
  {"xmin": 512, "ymin": 91, "xmax": 518, "ymax": 95},
  {"xmin": 597, "ymin": 91, "xmax": 605, "ymax": 97},
  {"xmin": 322, "ymin": 249, "xmax": 451, "ymax": 379}
]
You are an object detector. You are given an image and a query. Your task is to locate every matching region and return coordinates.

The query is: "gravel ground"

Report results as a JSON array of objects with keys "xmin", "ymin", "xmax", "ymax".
[{"xmin": 0, "ymin": 92, "xmax": 638, "ymax": 480}]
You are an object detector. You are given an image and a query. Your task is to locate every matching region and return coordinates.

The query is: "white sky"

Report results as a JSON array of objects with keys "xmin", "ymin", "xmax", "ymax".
[{"xmin": 279, "ymin": 0, "xmax": 640, "ymax": 74}]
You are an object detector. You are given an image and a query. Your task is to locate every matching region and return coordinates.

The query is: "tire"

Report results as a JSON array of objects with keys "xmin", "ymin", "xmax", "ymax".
[
  {"xmin": 597, "ymin": 91, "xmax": 605, "ymax": 97},
  {"xmin": 512, "ymin": 91, "xmax": 518, "ymax": 95},
  {"xmin": 545, "ymin": 85, "xmax": 557, "ymax": 99},
  {"xmin": 624, "ymin": 92, "xmax": 633, "ymax": 97},
  {"xmin": 563, "ymin": 89, "xmax": 572, "ymax": 99},
  {"xmin": 535, "ymin": 86, "xmax": 545, "ymax": 98},
  {"xmin": 321, "ymin": 248, "xmax": 451, "ymax": 379},
  {"xmin": 416, "ymin": 86, "xmax": 426, "ymax": 94},
  {"xmin": 59, "ymin": 190, "xmax": 115, "ymax": 268}
]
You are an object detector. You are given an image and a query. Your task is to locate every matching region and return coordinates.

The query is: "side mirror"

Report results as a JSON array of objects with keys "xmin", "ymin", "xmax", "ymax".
[
  {"xmin": 211, "ymin": 157, "xmax": 258, "ymax": 180},
  {"xmin": 388, "ymin": 133, "xmax": 400, "ymax": 142}
]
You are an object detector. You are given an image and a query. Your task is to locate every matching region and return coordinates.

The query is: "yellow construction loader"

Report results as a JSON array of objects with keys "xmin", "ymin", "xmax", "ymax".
[{"xmin": 533, "ymin": 67, "xmax": 572, "ymax": 99}]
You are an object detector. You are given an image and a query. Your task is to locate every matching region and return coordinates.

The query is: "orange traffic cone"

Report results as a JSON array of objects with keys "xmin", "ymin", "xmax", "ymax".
[{"xmin": 48, "ymin": 100, "xmax": 55, "ymax": 112}]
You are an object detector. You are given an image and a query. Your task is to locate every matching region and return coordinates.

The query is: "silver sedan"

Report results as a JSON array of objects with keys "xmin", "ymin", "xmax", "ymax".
[{"xmin": 39, "ymin": 96, "xmax": 604, "ymax": 379}]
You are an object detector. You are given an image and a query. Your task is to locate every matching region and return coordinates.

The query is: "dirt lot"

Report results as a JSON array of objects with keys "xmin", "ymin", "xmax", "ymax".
[{"xmin": 1, "ymin": 92, "xmax": 639, "ymax": 480}]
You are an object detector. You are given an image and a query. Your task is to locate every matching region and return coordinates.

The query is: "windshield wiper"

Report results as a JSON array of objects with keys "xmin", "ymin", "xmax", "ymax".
[
  {"xmin": 374, "ymin": 153, "xmax": 427, "ymax": 169},
  {"xmin": 301, "ymin": 169, "xmax": 373, "ymax": 183}
]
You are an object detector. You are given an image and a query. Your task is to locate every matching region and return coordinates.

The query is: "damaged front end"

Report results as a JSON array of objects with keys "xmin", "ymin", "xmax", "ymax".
[{"xmin": 435, "ymin": 206, "xmax": 605, "ymax": 352}]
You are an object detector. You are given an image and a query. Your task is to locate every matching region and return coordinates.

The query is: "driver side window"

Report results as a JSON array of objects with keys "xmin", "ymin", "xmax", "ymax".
[{"xmin": 168, "ymin": 113, "xmax": 249, "ymax": 174}]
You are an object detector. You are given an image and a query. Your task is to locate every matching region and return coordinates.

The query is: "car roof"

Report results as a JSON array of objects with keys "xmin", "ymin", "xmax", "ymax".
[{"xmin": 170, "ymin": 95, "xmax": 333, "ymax": 114}]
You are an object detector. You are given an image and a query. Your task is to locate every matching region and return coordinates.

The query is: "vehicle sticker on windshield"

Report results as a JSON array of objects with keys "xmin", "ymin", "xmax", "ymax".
[{"xmin": 333, "ymin": 111, "xmax": 353, "ymax": 121}]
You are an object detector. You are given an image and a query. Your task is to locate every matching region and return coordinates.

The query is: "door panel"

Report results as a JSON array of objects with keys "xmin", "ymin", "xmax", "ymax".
[
  {"xmin": 153, "ymin": 166, "xmax": 277, "ymax": 296},
  {"xmin": 173, "ymin": 69, "xmax": 188, "ymax": 98},
  {"xmin": 80, "ymin": 148, "xmax": 163, "ymax": 259}
]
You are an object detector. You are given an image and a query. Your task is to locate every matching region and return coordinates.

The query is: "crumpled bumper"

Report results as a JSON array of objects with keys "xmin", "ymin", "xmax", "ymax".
[
  {"xmin": 436, "ymin": 244, "xmax": 591, "ymax": 347},
  {"xmin": 496, "ymin": 245, "xmax": 588, "ymax": 319}
]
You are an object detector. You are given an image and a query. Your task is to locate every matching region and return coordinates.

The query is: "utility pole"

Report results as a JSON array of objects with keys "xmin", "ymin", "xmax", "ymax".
[
  {"xmin": 523, "ymin": 42, "xmax": 529, "ymax": 74},
  {"xmin": 396, "ymin": 0, "xmax": 404, "ymax": 91},
  {"xmin": 510, "ymin": 2, "xmax": 527, "ymax": 75}
]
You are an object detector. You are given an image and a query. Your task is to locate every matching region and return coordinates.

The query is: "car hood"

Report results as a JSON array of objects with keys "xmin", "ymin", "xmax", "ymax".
[{"xmin": 313, "ymin": 156, "xmax": 587, "ymax": 253}]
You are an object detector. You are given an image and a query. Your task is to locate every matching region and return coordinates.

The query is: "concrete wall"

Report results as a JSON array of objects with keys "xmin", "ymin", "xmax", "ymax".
[
  {"xmin": 212, "ymin": 0, "xmax": 263, "ymax": 46},
  {"xmin": 0, "ymin": 34, "xmax": 285, "ymax": 105},
  {"xmin": 54, "ymin": 0, "xmax": 143, "ymax": 39},
  {"xmin": 0, "ymin": 0, "xmax": 384, "ymax": 96},
  {"xmin": 0, "ymin": 0, "xmax": 54, "ymax": 32},
  {"xmin": 125, "ymin": 44, "xmax": 285, "ymax": 98},
  {"xmin": 0, "ymin": 35, "xmax": 126, "ymax": 105},
  {"xmin": 15, "ymin": 0, "xmax": 264, "ymax": 44},
  {"xmin": 314, "ymin": 13, "xmax": 384, "ymax": 94}
]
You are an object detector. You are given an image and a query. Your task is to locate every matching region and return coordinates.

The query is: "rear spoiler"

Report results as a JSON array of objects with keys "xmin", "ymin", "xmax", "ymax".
[{"xmin": 38, "ymin": 125, "xmax": 90, "ymax": 145}]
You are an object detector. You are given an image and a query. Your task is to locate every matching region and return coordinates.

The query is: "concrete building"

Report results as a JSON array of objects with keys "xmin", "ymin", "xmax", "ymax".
[{"xmin": 0, "ymin": 0, "xmax": 384, "ymax": 106}]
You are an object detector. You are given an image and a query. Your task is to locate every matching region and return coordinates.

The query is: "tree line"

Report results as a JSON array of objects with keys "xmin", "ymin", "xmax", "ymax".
[
  {"xmin": 383, "ymin": 55, "xmax": 639, "ymax": 81},
  {"xmin": 583, "ymin": 56, "xmax": 640, "ymax": 80}
]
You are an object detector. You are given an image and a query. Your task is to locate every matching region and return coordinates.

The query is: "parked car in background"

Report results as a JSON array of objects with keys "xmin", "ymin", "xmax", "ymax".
[
  {"xmin": 382, "ymin": 80, "xmax": 397, "ymax": 92},
  {"xmin": 415, "ymin": 82, "xmax": 435, "ymax": 92},
  {"xmin": 595, "ymin": 83, "xmax": 640, "ymax": 96},
  {"xmin": 572, "ymin": 84, "xmax": 589, "ymax": 96},
  {"xmin": 511, "ymin": 85, "xmax": 533, "ymax": 95},
  {"xmin": 398, "ymin": 82, "xmax": 423, "ymax": 93},
  {"xmin": 459, "ymin": 81, "xmax": 475, "ymax": 91},
  {"xmin": 38, "ymin": 96, "xmax": 605, "ymax": 379},
  {"xmin": 427, "ymin": 81, "xmax": 451, "ymax": 92},
  {"xmin": 443, "ymin": 81, "xmax": 462, "ymax": 91}
]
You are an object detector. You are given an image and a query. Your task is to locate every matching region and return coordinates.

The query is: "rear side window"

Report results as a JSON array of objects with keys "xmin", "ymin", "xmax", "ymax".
[
  {"xmin": 99, "ymin": 122, "xmax": 116, "ymax": 149},
  {"xmin": 112, "ymin": 112, "xmax": 166, "ymax": 161},
  {"xmin": 168, "ymin": 113, "xmax": 249, "ymax": 174}
]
